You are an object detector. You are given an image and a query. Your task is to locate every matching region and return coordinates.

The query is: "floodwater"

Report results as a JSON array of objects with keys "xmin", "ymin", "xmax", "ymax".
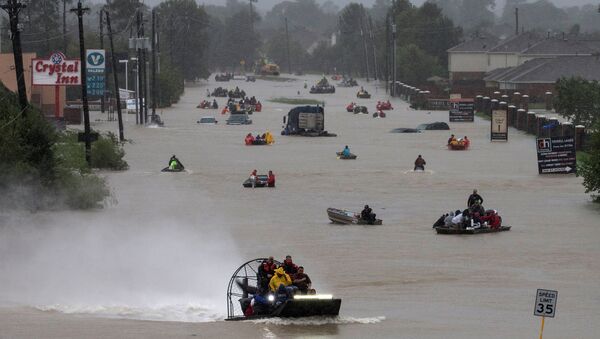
[{"xmin": 1, "ymin": 74, "xmax": 599, "ymax": 338}]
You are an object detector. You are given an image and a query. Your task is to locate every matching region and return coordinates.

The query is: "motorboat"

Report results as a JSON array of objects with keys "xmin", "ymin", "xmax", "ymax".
[{"xmin": 326, "ymin": 207, "xmax": 382, "ymax": 225}]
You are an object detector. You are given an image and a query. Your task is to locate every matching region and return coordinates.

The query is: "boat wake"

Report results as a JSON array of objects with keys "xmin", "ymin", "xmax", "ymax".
[
  {"xmin": 249, "ymin": 316, "xmax": 385, "ymax": 326},
  {"xmin": 403, "ymin": 169, "xmax": 434, "ymax": 175},
  {"xmin": 36, "ymin": 303, "xmax": 224, "ymax": 323}
]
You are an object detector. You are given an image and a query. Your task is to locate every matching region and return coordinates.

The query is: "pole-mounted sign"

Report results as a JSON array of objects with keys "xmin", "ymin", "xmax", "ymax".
[
  {"xmin": 86, "ymin": 49, "xmax": 105, "ymax": 97},
  {"xmin": 534, "ymin": 289, "xmax": 557, "ymax": 339}
]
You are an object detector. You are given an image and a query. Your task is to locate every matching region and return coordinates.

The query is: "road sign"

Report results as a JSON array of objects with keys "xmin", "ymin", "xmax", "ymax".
[
  {"xmin": 534, "ymin": 289, "xmax": 557, "ymax": 318},
  {"xmin": 491, "ymin": 109, "xmax": 508, "ymax": 141},
  {"xmin": 449, "ymin": 98, "xmax": 474, "ymax": 122},
  {"xmin": 86, "ymin": 49, "xmax": 105, "ymax": 97},
  {"xmin": 536, "ymin": 136, "xmax": 576, "ymax": 174}
]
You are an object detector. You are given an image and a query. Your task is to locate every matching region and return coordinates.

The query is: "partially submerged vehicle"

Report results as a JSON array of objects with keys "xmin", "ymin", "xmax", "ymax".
[
  {"xmin": 338, "ymin": 78, "xmax": 358, "ymax": 87},
  {"xmin": 353, "ymin": 106, "xmax": 368, "ymax": 114},
  {"xmin": 281, "ymin": 106, "xmax": 336, "ymax": 137},
  {"xmin": 327, "ymin": 208, "xmax": 382, "ymax": 225},
  {"xmin": 227, "ymin": 112, "xmax": 252, "ymax": 125},
  {"xmin": 243, "ymin": 175, "xmax": 269, "ymax": 187},
  {"xmin": 417, "ymin": 122, "xmax": 450, "ymax": 130},
  {"xmin": 373, "ymin": 111, "xmax": 386, "ymax": 118},
  {"xmin": 215, "ymin": 73, "xmax": 231, "ymax": 82},
  {"xmin": 211, "ymin": 87, "xmax": 229, "ymax": 97},
  {"xmin": 435, "ymin": 225, "xmax": 511, "ymax": 234},
  {"xmin": 226, "ymin": 258, "xmax": 342, "ymax": 320},
  {"xmin": 310, "ymin": 85, "xmax": 335, "ymax": 94},
  {"xmin": 336, "ymin": 151, "xmax": 357, "ymax": 159},
  {"xmin": 198, "ymin": 116, "xmax": 218, "ymax": 124},
  {"xmin": 391, "ymin": 127, "xmax": 421, "ymax": 133}
]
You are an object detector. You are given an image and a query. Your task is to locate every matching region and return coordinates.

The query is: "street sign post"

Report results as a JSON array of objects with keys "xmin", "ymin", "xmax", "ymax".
[
  {"xmin": 534, "ymin": 289, "xmax": 558, "ymax": 339},
  {"xmin": 536, "ymin": 136, "xmax": 576, "ymax": 174},
  {"xmin": 491, "ymin": 109, "xmax": 508, "ymax": 141}
]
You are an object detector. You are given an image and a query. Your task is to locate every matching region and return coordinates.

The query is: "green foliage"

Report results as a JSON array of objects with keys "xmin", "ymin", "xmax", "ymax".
[
  {"xmin": 157, "ymin": 0, "xmax": 210, "ymax": 80},
  {"xmin": 338, "ymin": 3, "xmax": 369, "ymax": 76},
  {"xmin": 0, "ymin": 83, "xmax": 113, "ymax": 210},
  {"xmin": 269, "ymin": 98, "xmax": 323, "ymax": 105},
  {"xmin": 156, "ymin": 61, "xmax": 184, "ymax": 107},
  {"xmin": 397, "ymin": 44, "xmax": 445, "ymax": 85},
  {"xmin": 577, "ymin": 124, "xmax": 600, "ymax": 201},
  {"xmin": 555, "ymin": 77, "xmax": 600, "ymax": 128},
  {"xmin": 91, "ymin": 132, "xmax": 129, "ymax": 170},
  {"xmin": 264, "ymin": 32, "xmax": 309, "ymax": 73}
]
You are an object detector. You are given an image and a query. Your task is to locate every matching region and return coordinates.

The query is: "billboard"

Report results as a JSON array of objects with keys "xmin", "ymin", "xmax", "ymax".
[
  {"xmin": 536, "ymin": 137, "xmax": 576, "ymax": 174},
  {"xmin": 32, "ymin": 52, "xmax": 81, "ymax": 86},
  {"xmin": 449, "ymin": 99, "xmax": 474, "ymax": 122},
  {"xmin": 491, "ymin": 110, "xmax": 508, "ymax": 141}
]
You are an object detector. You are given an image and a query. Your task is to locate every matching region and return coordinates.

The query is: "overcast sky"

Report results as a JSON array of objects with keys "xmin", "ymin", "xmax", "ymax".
[{"xmin": 190, "ymin": 0, "xmax": 597, "ymax": 12}]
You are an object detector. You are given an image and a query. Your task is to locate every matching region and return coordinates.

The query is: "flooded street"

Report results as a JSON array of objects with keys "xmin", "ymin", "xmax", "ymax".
[{"xmin": 1, "ymin": 74, "xmax": 600, "ymax": 338}]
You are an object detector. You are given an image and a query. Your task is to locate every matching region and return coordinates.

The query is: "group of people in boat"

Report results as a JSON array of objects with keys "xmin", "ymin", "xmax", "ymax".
[
  {"xmin": 447, "ymin": 134, "xmax": 470, "ymax": 148},
  {"xmin": 242, "ymin": 255, "xmax": 315, "ymax": 317},
  {"xmin": 360, "ymin": 204, "xmax": 377, "ymax": 224},
  {"xmin": 433, "ymin": 190, "xmax": 503, "ymax": 229},
  {"xmin": 197, "ymin": 99, "xmax": 218, "ymax": 109},
  {"xmin": 248, "ymin": 169, "xmax": 276, "ymax": 187},
  {"xmin": 245, "ymin": 131, "xmax": 274, "ymax": 145},
  {"xmin": 222, "ymin": 96, "xmax": 261, "ymax": 114}
]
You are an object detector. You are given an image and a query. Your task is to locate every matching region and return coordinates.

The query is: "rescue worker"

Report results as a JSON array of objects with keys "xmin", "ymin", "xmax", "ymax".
[
  {"xmin": 414, "ymin": 155, "xmax": 426, "ymax": 171},
  {"xmin": 168, "ymin": 155, "xmax": 182, "ymax": 170},
  {"xmin": 267, "ymin": 170, "xmax": 275, "ymax": 187},
  {"xmin": 467, "ymin": 189, "xmax": 484, "ymax": 208},
  {"xmin": 361, "ymin": 205, "xmax": 376, "ymax": 224},
  {"xmin": 269, "ymin": 267, "xmax": 293, "ymax": 292}
]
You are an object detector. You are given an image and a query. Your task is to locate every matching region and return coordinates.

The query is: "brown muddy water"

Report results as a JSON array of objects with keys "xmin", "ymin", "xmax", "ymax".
[{"xmin": 1, "ymin": 74, "xmax": 599, "ymax": 338}]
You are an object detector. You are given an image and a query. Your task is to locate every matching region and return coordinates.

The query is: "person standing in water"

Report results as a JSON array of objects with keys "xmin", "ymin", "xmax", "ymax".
[{"xmin": 414, "ymin": 155, "xmax": 426, "ymax": 171}]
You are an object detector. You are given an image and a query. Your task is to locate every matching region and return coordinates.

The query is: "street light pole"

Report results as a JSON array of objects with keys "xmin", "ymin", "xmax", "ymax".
[
  {"xmin": 119, "ymin": 59, "xmax": 129, "ymax": 92},
  {"xmin": 392, "ymin": 23, "xmax": 397, "ymax": 97}
]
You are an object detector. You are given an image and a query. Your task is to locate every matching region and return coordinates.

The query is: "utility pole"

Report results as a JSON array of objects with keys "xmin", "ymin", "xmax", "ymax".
[
  {"xmin": 151, "ymin": 8, "xmax": 156, "ymax": 121},
  {"xmin": 515, "ymin": 8, "xmax": 519, "ymax": 36},
  {"xmin": 136, "ymin": 10, "xmax": 144, "ymax": 124},
  {"xmin": 249, "ymin": 0, "xmax": 257, "ymax": 33},
  {"xmin": 141, "ymin": 12, "xmax": 148, "ymax": 124},
  {"xmin": 369, "ymin": 14, "xmax": 378, "ymax": 81},
  {"xmin": 392, "ymin": 23, "xmax": 397, "ymax": 97},
  {"xmin": 359, "ymin": 5, "xmax": 370, "ymax": 82},
  {"xmin": 71, "ymin": 0, "xmax": 92, "ymax": 165},
  {"xmin": 63, "ymin": 0, "xmax": 67, "ymax": 52},
  {"xmin": 284, "ymin": 17, "xmax": 291, "ymax": 74},
  {"xmin": 385, "ymin": 13, "xmax": 389, "ymax": 93},
  {"xmin": 99, "ymin": 8, "xmax": 105, "ymax": 113},
  {"xmin": 106, "ymin": 11, "xmax": 124, "ymax": 142},
  {"xmin": 2, "ymin": 0, "xmax": 28, "ymax": 112}
]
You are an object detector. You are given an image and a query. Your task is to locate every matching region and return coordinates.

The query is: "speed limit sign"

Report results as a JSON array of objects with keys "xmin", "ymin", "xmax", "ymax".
[{"xmin": 534, "ymin": 289, "xmax": 557, "ymax": 318}]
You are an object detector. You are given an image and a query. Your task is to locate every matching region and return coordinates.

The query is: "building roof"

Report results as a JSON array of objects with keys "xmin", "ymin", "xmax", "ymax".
[
  {"xmin": 447, "ymin": 36, "xmax": 500, "ymax": 53},
  {"xmin": 488, "ymin": 32, "xmax": 542, "ymax": 53},
  {"xmin": 523, "ymin": 38, "xmax": 600, "ymax": 56},
  {"xmin": 484, "ymin": 56, "xmax": 600, "ymax": 84}
]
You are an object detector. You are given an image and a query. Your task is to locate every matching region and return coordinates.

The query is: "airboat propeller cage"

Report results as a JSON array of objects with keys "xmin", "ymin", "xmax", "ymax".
[{"xmin": 227, "ymin": 258, "xmax": 281, "ymax": 319}]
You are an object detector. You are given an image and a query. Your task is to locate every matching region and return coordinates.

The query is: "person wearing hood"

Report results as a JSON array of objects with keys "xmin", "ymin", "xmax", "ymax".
[
  {"xmin": 267, "ymin": 170, "xmax": 276, "ymax": 187},
  {"xmin": 451, "ymin": 210, "xmax": 463, "ymax": 227},
  {"xmin": 265, "ymin": 131, "xmax": 274, "ymax": 145},
  {"xmin": 168, "ymin": 155, "xmax": 183, "ymax": 170},
  {"xmin": 444, "ymin": 211, "xmax": 455, "ymax": 227},
  {"xmin": 269, "ymin": 267, "xmax": 293, "ymax": 292},
  {"xmin": 414, "ymin": 155, "xmax": 426, "ymax": 171},
  {"xmin": 361, "ymin": 205, "xmax": 376, "ymax": 224},
  {"xmin": 245, "ymin": 133, "xmax": 255, "ymax": 145},
  {"xmin": 481, "ymin": 210, "xmax": 502, "ymax": 229},
  {"xmin": 342, "ymin": 145, "xmax": 351, "ymax": 157},
  {"xmin": 212, "ymin": 99, "xmax": 218, "ymax": 109}
]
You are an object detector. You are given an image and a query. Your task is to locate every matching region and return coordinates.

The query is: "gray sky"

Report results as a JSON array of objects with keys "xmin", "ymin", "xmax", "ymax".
[{"xmin": 192, "ymin": 0, "xmax": 596, "ymax": 12}]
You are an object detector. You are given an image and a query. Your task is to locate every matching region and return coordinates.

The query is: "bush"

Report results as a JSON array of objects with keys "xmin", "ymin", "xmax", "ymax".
[
  {"xmin": 92, "ymin": 132, "xmax": 128, "ymax": 170},
  {"xmin": 577, "ymin": 124, "xmax": 600, "ymax": 201}
]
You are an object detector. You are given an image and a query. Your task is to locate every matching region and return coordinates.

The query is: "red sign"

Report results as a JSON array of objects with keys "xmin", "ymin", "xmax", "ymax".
[{"xmin": 32, "ymin": 52, "xmax": 81, "ymax": 86}]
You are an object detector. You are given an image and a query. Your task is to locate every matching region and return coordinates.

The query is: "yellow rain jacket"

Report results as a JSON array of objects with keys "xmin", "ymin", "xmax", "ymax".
[
  {"xmin": 269, "ymin": 267, "xmax": 292, "ymax": 291},
  {"xmin": 265, "ymin": 131, "xmax": 274, "ymax": 144}
]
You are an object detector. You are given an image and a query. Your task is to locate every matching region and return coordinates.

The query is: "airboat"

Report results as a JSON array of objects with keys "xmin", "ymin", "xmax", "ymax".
[{"xmin": 226, "ymin": 258, "xmax": 342, "ymax": 321}]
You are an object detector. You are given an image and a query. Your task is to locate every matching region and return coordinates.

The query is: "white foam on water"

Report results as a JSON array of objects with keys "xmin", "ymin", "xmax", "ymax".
[
  {"xmin": 402, "ymin": 169, "xmax": 434, "ymax": 175},
  {"xmin": 36, "ymin": 303, "xmax": 223, "ymax": 323},
  {"xmin": 249, "ymin": 316, "xmax": 385, "ymax": 326}
]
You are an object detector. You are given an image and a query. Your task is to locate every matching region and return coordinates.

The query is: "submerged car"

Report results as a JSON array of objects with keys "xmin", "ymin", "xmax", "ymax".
[
  {"xmin": 198, "ymin": 116, "xmax": 217, "ymax": 124},
  {"xmin": 227, "ymin": 113, "xmax": 252, "ymax": 125},
  {"xmin": 416, "ymin": 122, "xmax": 450, "ymax": 130}
]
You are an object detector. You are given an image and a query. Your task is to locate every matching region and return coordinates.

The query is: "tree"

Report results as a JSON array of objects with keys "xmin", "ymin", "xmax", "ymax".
[
  {"xmin": 430, "ymin": 0, "xmax": 495, "ymax": 33},
  {"xmin": 396, "ymin": 44, "xmax": 444, "ymax": 85},
  {"xmin": 20, "ymin": 0, "xmax": 63, "ymax": 56},
  {"xmin": 338, "ymin": 3, "xmax": 368, "ymax": 77},
  {"xmin": 157, "ymin": 0, "xmax": 210, "ymax": 80},
  {"xmin": 264, "ymin": 32, "xmax": 309, "ymax": 72},
  {"xmin": 555, "ymin": 77, "xmax": 600, "ymax": 128},
  {"xmin": 578, "ymin": 123, "xmax": 600, "ymax": 201}
]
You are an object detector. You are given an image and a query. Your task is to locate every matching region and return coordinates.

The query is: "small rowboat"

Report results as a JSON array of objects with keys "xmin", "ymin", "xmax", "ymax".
[
  {"xmin": 336, "ymin": 151, "xmax": 357, "ymax": 160},
  {"xmin": 327, "ymin": 208, "xmax": 382, "ymax": 225},
  {"xmin": 434, "ymin": 225, "xmax": 511, "ymax": 234}
]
